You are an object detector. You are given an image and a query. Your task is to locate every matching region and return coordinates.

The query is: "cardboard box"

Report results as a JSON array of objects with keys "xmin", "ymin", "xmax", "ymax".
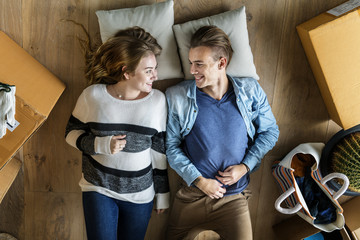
[
  {"xmin": 0, "ymin": 157, "xmax": 21, "ymax": 204},
  {"xmin": 296, "ymin": 2, "xmax": 360, "ymax": 130},
  {"xmin": 343, "ymin": 197, "xmax": 360, "ymax": 240},
  {"xmin": 0, "ymin": 31, "xmax": 65, "ymax": 169},
  {"xmin": 273, "ymin": 214, "xmax": 320, "ymax": 240},
  {"xmin": 273, "ymin": 214, "xmax": 352, "ymax": 240}
]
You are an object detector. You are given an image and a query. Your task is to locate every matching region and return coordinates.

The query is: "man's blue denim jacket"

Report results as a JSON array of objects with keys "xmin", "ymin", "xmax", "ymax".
[{"xmin": 165, "ymin": 75, "xmax": 279, "ymax": 186}]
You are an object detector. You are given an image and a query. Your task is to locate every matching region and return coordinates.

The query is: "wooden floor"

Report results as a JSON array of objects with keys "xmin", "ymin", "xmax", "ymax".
[{"xmin": 0, "ymin": 0, "xmax": 350, "ymax": 239}]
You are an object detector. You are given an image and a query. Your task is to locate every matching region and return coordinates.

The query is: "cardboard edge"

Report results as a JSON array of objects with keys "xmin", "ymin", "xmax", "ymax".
[
  {"xmin": 0, "ymin": 157, "xmax": 22, "ymax": 204},
  {"xmin": 0, "ymin": 97, "xmax": 46, "ymax": 169}
]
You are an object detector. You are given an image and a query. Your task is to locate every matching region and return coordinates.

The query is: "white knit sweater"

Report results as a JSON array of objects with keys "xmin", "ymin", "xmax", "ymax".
[{"xmin": 65, "ymin": 84, "xmax": 169, "ymax": 209}]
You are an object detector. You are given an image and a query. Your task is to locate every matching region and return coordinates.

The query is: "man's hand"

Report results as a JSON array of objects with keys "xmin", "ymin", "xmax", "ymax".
[
  {"xmin": 216, "ymin": 164, "xmax": 248, "ymax": 186},
  {"xmin": 195, "ymin": 176, "xmax": 226, "ymax": 199}
]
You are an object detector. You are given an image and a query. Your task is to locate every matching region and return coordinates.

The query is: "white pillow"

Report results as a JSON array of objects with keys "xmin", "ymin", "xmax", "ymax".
[
  {"xmin": 172, "ymin": 6, "xmax": 259, "ymax": 80},
  {"xmin": 96, "ymin": 0, "xmax": 183, "ymax": 80}
]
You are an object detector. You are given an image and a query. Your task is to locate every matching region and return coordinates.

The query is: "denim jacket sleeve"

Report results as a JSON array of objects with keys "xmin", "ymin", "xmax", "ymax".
[
  {"xmin": 165, "ymin": 84, "xmax": 202, "ymax": 186},
  {"xmin": 237, "ymin": 78, "xmax": 279, "ymax": 172}
]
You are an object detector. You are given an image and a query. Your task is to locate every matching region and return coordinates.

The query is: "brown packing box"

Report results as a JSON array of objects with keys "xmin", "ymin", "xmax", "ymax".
[
  {"xmin": 0, "ymin": 31, "xmax": 65, "ymax": 169},
  {"xmin": 273, "ymin": 214, "xmax": 351, "ymax": 240},
  {"xmin": 296, "ymin": 5, "xmax": 360, "ymax": 130},
  {"xmin": 0, "ymin": 156, "xmax": 21, "ymax": 204},
  {"xmin": 343, "ymin": 197, "xmax": 360, "ymax": 240}
]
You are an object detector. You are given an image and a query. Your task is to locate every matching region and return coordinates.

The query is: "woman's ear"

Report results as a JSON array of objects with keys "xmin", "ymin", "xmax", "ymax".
[{"xmin": 122, "ymin": 66, "xmax": 130, "ymax": 80}]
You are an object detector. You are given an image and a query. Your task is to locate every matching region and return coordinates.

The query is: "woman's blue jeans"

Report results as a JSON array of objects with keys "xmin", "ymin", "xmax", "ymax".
[{"xmin": 82, "ymin": 191, "xmax": 153, "ymax": 240}]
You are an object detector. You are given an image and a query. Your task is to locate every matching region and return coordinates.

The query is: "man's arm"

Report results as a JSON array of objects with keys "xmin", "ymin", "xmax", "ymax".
[
  {"xmin": 166, "ymin": 111, "xmax": 227, "ymax": 198},
  {"xmin": 165, "ymin": 108, "xmax": 202, "ymax": 186},
  {"xmin": 242, "ymin": 81, "xmax": 279, "ymax": 172}
]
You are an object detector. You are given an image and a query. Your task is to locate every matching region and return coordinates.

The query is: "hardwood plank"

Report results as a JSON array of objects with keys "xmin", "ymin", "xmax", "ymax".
[
  {"xmin": 0, "ymin": 167, "xmax": 24, "ymax": 239},
  {"xmin": 0, "ymin": 157, "xmax": 21, "ymax": 204},
  {"xmin": 22, "ymin": 0, "xmax": 88, "ymax": 193},
  {"xmin": 221, "ymin": 0, "xmax": 286, "ymax": 106},
  {"xmin": 173, "ymin": 0, "xmax": 224, "ymax": 24},
  {"xmin": 247, "ymin": 155, "xmax": 266, "ymax": 236},
  {"xmin": 145, "ymin": 209, "xmax": 169, "ymax": 240},
  {"xmin": 270, "ymin": 0, "xmax": 345, "ymax": 158},
  {"xmin": 25, "ymin": 191, "xmax": 83, "ymax": 239},
  {"xmin": 253, "ymin": 156, "xmax": 290, "ymax": 240},
  {"xmin": 0, "ymin": 0, "xmax": 22, "ymax": 45}
]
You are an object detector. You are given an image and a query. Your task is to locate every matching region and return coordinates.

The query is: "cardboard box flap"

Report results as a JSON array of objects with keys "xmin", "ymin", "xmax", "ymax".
[
  {"xmin": 0, "ymin": 98, "xmax": 44, "ymax": 168},
  {"xmin": 0, "ymin": 157, "xmax": 21, "ymax": 204},
  {"xmin": 0, "ymin": 31, "xmax": 66, "ymax": 117},
  {"xmin": 0, "ymin": 31, "xmax": 65, "ymax": 169}
]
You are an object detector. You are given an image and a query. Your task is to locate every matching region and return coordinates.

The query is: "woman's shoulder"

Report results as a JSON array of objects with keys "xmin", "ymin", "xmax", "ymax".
[
  {"xmin": 82, "ymin": 84, "xmax": 104, "ymax": 94},
  {"xmin": 151, "ymin": 89, "xmax": 166, "ymax": 101},
  {"xmin": 79, "ymin": 84, "xmax": 106, "ymax": 101}
]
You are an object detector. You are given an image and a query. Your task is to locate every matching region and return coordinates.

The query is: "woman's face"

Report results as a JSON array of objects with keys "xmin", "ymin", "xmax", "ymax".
[{"xmin": 126, "ymin": 53, "xmax": 158, "ymax": 93}]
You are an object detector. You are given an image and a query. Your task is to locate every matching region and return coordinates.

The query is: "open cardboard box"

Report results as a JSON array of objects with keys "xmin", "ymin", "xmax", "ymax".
[
  {"xmin": 273, "ymin": 214, "xmax": 352, "ymax": 240},
  {"xmin": 296, "ymin": 1, "xmax": 360, "ymax": 130},
  {"xmin": 0, "ymin": 31, "xmax": 65, "ymax": 200}
]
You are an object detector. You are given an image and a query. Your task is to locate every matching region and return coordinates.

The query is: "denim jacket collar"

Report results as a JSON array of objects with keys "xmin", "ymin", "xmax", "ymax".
[{"xmin": 186, "ymin": 74, "xmax": 238, "ymax": 100}]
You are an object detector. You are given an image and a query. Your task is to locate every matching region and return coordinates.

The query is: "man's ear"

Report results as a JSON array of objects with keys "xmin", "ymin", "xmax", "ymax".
[{"xmin": 218, "ymin": 57, "xmax": 227, "ymax": 70}]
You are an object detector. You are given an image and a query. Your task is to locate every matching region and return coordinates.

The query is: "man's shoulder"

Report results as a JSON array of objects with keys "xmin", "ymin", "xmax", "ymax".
[{"xmin": 229, "ymin": 75, "xmax": 258, "ymax": 86}]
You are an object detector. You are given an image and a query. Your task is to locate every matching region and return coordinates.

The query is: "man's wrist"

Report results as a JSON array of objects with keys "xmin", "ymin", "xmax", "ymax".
[
  {"xmin": 192, "ymin": 177, "xmax": 200, "ymax": 186},
  {"xmin": 243, "ymin": 163, "xmax": 250, "ymax": 172}
]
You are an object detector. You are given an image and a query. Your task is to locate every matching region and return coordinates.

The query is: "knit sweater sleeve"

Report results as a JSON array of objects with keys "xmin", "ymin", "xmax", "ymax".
[{"xmin": 65, "ymin": 88, "xmax": 112, "ymax": 155}]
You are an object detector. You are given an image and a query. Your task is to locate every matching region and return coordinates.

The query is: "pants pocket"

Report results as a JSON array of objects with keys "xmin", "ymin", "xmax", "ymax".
[
  {"xmin": 175, "ymin": 186, "xmax": 205, "ymax": 203},
  {"xmin": 241, "ymin": 189, "xmax": 252, "ymax": 200}
]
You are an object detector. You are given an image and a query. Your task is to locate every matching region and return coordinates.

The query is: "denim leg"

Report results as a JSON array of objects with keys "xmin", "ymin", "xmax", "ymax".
[
  {"xmin": 82, "ymin": 191, "xmax": 119, "ymax": 240},
  {"xmin": 117, "ymin": 200, "xmax": 153, "ymax": 240}
]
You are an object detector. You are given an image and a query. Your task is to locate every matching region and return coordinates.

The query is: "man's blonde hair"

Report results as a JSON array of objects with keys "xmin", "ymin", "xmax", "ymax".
[{"xmin": 190, "ymin": 25, "xmax": 233, "ymax": 65}]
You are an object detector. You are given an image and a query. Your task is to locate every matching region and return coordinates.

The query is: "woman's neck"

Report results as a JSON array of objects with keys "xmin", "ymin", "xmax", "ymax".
[{"xmin": 107, "ymin": 82, "xmax": 148, "ymax": 100}]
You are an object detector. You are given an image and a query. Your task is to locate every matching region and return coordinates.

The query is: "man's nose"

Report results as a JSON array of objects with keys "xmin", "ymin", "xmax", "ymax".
[{"xmin": 190, "ymin": 64, "xmax": 197, "ymax": 74}]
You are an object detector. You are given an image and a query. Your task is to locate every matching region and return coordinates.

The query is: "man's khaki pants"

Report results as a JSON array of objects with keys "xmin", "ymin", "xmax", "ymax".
[{"xmin": 166, "ymin": 185, "xmax": 253, "ymax": 240}]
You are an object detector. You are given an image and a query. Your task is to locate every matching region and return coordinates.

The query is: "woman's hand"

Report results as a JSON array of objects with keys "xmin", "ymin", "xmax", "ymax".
[
  {"xmin": 110, "ymin": 135, "xmax": 127, "ymax": 154},
  {"xmin": 155, "ymin": 209, "xmax": 166, "ymax": 214}
]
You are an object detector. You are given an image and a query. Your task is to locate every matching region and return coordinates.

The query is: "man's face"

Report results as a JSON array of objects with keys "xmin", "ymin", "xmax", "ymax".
[{"xmin": 188, "ymin": 46, "xmax": 221, "ymax": 89}]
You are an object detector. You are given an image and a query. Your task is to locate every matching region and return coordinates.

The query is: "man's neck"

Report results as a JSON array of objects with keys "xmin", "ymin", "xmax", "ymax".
[{"xmin": 200, "ymin": 73, "xmax": 229, "ymax": 100}]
